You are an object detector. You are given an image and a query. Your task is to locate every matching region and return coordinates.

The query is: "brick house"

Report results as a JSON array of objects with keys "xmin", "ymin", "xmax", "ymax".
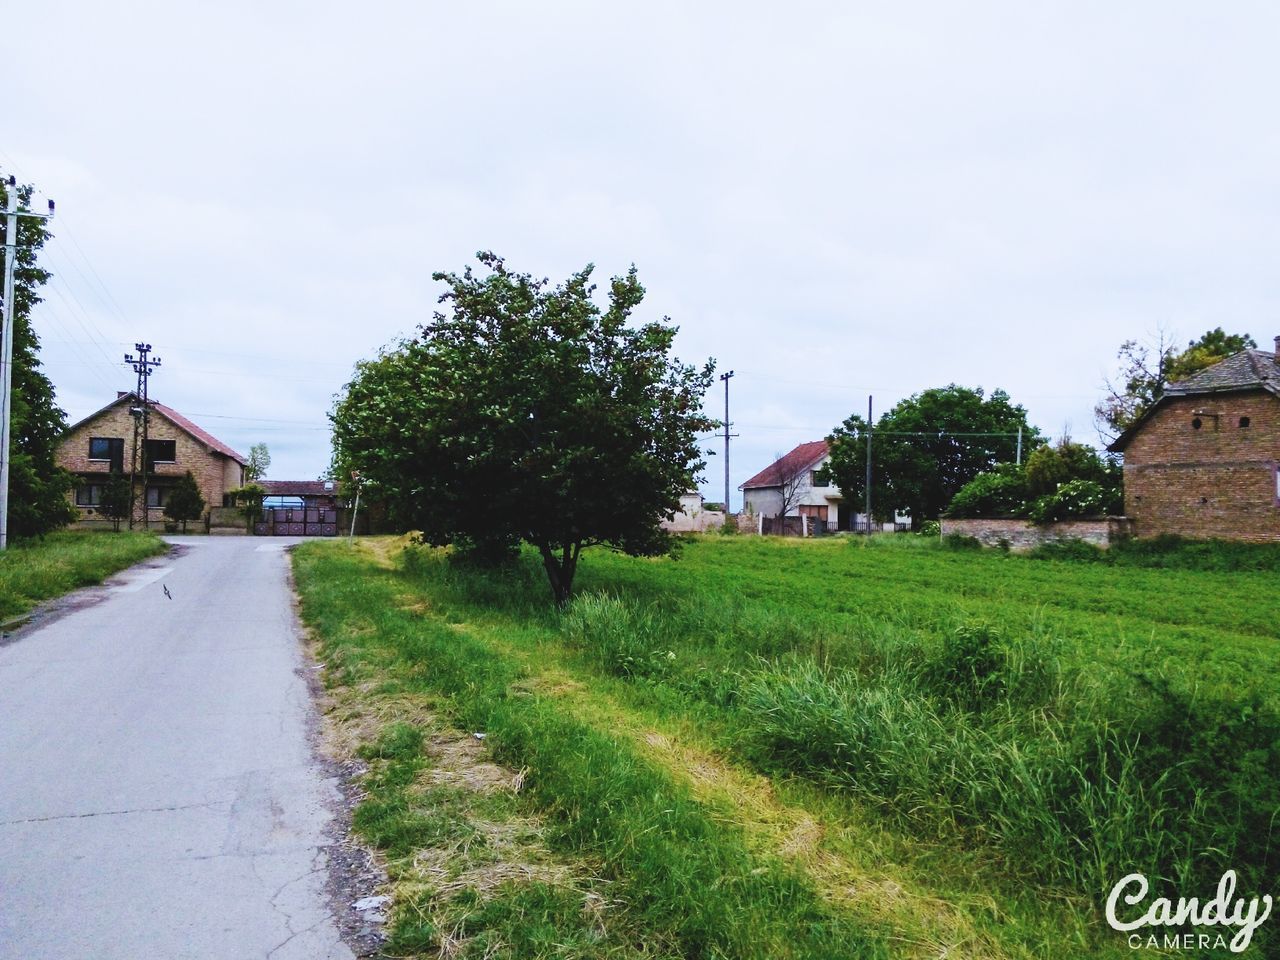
[
  {"xmin": 1107, "ymin": 337, "xmax": 1280, "ymax": 541},
  {"xmin": 57, "ymin": 392, "xmax": 246, "ymax": 529}
]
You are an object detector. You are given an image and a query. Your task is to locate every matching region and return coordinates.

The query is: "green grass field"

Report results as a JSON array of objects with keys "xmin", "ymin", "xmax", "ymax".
[
  {"xmin": 294, "ymin": 534, "xmax": 1279, "ymax": 959},
  {"xmin": 0, "ymin": 531, "xmax": 167, "ymax": 620}
]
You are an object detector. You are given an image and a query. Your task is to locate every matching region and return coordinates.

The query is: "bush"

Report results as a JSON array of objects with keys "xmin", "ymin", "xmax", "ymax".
[
  {"xmin": 916, "ymin": 519, "xmax": 941, "ymax": 537},
  {"xmin": 944, "ymin": 464, "xmax": 1029, "ymax": 518},
  {"xmin": 1025, "ymin": 479, "xmax": 1110, "ymax": 524},
  {"xmin": 943, "ymin": 533, "xmax": 982, "ymax": 550}
]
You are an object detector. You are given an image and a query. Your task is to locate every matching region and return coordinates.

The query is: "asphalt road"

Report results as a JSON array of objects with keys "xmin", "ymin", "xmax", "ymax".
[{"xmin": 0, "ymin": 537, "xmax": 356, "ymax": 960}]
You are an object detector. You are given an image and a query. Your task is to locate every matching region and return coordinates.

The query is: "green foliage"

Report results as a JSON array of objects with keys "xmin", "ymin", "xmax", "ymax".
[
  {"xmin": 99, "ymin": 472, "xmax": 132, "ymax": 532},
  {"xmin": 943, "ymin": 463, "xmax": 1028, "ymax": 518},
  {"xmin": 916, "ymin": 519, "xmax": 940, "ymax": 537},
  {"xmin": 0, "ymin": 531, "xmax": 165, "ymax": 619},
  {"xmin": 163, "ymin": 471, "xmax": 205, "ymax": 532},
  {"xmin": 227, "ymin": 483, "xmax": 266, "ymax": 527},
  {"xmin": 825, "ymin": 385, "xmax": 1040, "ymax": 529},
  {"xmin": 562, "ymin": 593, "xmax": 677, "ymax": 680},
  {"xmin": 1, "ymin": 178, "xmax": 76, "ymax": 539},
  {"xmin": 330, "ymin": 252, "xmax": 717, "ymax": 604},
  {"xmin": 945, "ymin": 439, "xmax": 1122, "ymax": 522},
  {"xmin": 1096, "ymin": 327, "xmax": 1257, "ymax": 439},
  {"xmin": 244, "ymin": 442, "xmax": 271, "ymax": 483},
  {"xmin": 942, "ymin": 533, "xmax": 982, "ymax": 550},
  {"xmin": 1025, "ymin": 479, "xmax": 1110, "ymax": 523}
]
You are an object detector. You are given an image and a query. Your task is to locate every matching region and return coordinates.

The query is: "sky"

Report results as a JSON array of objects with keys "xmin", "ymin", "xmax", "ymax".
[{"xmin": 8, "ymin": 2, "xmax": 1280, "ymax": 510}]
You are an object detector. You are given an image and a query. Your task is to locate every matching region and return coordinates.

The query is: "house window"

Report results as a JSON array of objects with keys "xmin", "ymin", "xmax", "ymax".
[
  {"xmin": 76, "ymin": 484, "xmax": 104, "ymax": 506},
  {"xmin": 88, "ymin": 437, "xmax": 124, "ymax": 472},
  {"xmin": 810, "ymin": 470, "xmax": 825, "ymax": 487},
  {"xmin": 146, "ymin": 485, "xmax": 173, "ymax": 507},
  {"xmin": 144, "ymin": 439, "xmax": 177, "ymax": 469},
  {"xmin": 1192, "ymin": 417, "xmax": 1203, "ymax": 430},
  {"xmin": 1240, "ymin": 416, "xmax": 1251, "ymax": 428}
]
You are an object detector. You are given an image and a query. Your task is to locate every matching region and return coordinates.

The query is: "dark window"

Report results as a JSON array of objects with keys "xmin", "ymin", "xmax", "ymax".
[
  {"xmin": 76, "ymin": 484, "xmax": 103, "ymax": 506},
  {"xmin": 1240, "ymin": 416, "xmax": 1251, "ymax": 428},
  {"xmin": 144, "ymin": 439, "xmax": 177, "ymax": 468},
  {"xmin": 145, "ymin": 486, "xmax": 172, "ymax": 507},
  {"xmin": 1192, "ymin": 417, "xmax": 1203, "ymax": 430},
  {"xmin": 88, "ymin": 437, "xmax": 124, "ymax": 472}
]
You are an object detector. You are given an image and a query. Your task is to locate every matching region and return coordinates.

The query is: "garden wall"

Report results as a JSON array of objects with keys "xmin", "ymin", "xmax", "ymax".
[{"xmin": 940, "ymin": 517, "xmax": 1133, "ymax": 551}]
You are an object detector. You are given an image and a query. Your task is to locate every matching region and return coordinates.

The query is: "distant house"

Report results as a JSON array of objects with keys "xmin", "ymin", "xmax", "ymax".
[
  {"xmin": 661, "ymin": 490, "xmax": 725, "ymax": 533},
  {"xmin": 1108, "ymin": 337, "xmax": 1280, "ymax": 541},
  {"xmin": 256, "ymin": 480, "xmax": 342, "ymax": 537},
  {"xmin": 57, "ymin": 392, "xmax": 246, "ymax": 529},
  {"xmin": 740, "ymin": 441, "xmax": 845, "ymax": 527}
]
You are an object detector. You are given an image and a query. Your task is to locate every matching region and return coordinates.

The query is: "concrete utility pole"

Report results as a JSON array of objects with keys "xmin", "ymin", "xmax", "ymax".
[
  {"xmin": 124, "ymin": 343, "xmax": 161, "ymax": 529},
  {"xmin": 864, "ymin": 395, "xmax": 873, "ymax": 535},
  {"xmin": 0, "ymin": 176, "xmax": 55, "ymax": 551},
  {"xmin": 719, "ymin": 370, "xmax": 735, "ymax": 514}
]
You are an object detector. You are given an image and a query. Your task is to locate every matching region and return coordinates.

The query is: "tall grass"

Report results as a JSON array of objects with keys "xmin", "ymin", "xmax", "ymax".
[
  {"xmin": 385, "ymin": 535, "xmax": 1278, "ymax": 948},
  {"xmin": 296, "ymin": 544, "xmax": 896, "ymax": 959},
  {"xmin": 0, "ymin": 530, "xmax": 166, "ymax": 619}
]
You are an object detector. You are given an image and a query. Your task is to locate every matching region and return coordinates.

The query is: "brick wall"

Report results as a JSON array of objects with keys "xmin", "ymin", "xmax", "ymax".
[
  {"xmin": 57, "ymin": 400, "xmax": 243, "ymax": 529},
  {"xmin": 941, "ymin": 517, "xmax": 1132, "ymax": 551},
  {"xmin": 1121, "ymin": 392, "xmax": 1280, "ymax": 541}
]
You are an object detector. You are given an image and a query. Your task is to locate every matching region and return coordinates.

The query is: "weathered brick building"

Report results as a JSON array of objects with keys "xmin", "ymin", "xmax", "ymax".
[
  {"xmin": 1108, "ymin": 338, "xmax": 1280, "ymax": 541},
  {"xmin": 57, "ymin": 392, "xmax": 246, "ymax": 529}
]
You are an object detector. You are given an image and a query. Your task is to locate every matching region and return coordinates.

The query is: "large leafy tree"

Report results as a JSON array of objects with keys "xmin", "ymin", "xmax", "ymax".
[
  {"xmin": 824, "ymin": 385, "xmax": 1040, "ymax": 529},
  {"xmin": 331, "ymin": 252, "xmax": 716, "ymax": 604},
  {"xmin": 1, "ymin": 178, "xmax": 76, "ymax": 539},
  {"xmin": 1095, "ymin": 327, "xmax": 1257, "ymax": 441}
]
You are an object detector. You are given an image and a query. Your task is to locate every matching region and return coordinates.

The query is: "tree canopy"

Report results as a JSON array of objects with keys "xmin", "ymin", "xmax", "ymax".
[
  {"xmin": 1094, "ymin": 327, "xmax": 1257, "ymax": 441},
  {"xmin": 245, "ymin": 443, "xmax": 271, "ymax": 483},
  {"xmin": 330, "ymin": 252, "xmax": 716, "ymax": 604},
  {"xmin": 1, "ymin": 177, "xmax": 76, "ymax": 539},
  {"xmin": 824, "ymin": 385, "xmax": 1040, "ymax": 528}
]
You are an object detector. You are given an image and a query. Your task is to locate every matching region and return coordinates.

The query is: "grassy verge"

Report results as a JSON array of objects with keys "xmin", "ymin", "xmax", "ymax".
[
  {"xmin": 0, "ymin": 530, "xmax": 166, "ymax": 620},
  {"xmin": 296, "ymin": 541, "xmax": 906, "ymax": 959}
]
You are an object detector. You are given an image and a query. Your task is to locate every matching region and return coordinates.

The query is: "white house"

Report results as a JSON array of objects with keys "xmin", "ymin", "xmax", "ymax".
[
  {"xmin": 739, "ymin": 441, "xmax": 909, "ymax": 532},
  {"xmin": 661, "ymin": 490, "xmax": 725, "ymax": 533},
  {"xmin": 739, "ymin": 441, "xmax": 843, "ymax": 526}
]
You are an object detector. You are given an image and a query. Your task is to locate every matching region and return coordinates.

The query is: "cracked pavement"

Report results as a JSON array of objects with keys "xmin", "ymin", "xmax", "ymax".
[{"xmin": 0, "ymin": 537, "xmax": 355, "ymax": 960}]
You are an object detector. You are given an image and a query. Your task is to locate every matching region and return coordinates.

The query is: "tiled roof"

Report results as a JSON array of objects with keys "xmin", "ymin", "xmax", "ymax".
[
  {"xmin": 64, "ymin": 393, "xmax": 247, "ymax": 465},
  {"xmin": 740, "ymin": 440, "xmax": 829, "ymax": 490},
  {"xmin": 1165, "ymin": 350, "xmax": 1280, "ymax": 396},
  {"xmin": 1108, "ymin": 350, "xmax": 1280, "ymax": 452},
  {"xmin": 261, "ymin": 480, "xmax": 340, "ymax": 497},
  {"xmin": 150, "ymin": 402, "xmax": 247, "ymax": 465}
]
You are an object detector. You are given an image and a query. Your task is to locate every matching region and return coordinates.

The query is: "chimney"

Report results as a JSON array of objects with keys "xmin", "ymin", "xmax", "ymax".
[{"xmin": 1274, "ymin": 335, "xmax": 1280, "ymax": 358}]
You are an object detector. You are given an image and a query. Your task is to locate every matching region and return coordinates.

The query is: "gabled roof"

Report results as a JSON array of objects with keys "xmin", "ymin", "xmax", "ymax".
[
  {"xmin": 739, "ymin": 440, "xmax": 829, "ymax": 490},
  {"xmin": 65, "ymin": 393, "xmax": 247, "ymax": 465},
  {"xmin": 1108, "ymin": 349, "xmax": 1280, "ymax": 452},
  {"xmin": 1164, "ymin": 349, "xmax": 1280, "ymax": 397},
  {"xmin": 261, "ymin": 480, "xmax": 340, "ymax": 497}
]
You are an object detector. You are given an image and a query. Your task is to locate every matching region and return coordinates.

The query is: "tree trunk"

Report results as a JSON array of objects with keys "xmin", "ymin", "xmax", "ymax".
[{"xmin": 538, "ymin": 542, "xmax": 581, "ymax": 607}]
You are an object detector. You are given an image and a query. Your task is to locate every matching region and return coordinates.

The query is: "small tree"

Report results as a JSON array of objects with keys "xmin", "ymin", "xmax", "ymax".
[
  {"xmin": 164, "ymin": 471, "xmax": 206, "ymax": 533},
  {"xmin": 245, "ymin": 443, "xmax": 271, "ymax": 483},
  {"xmin": 99, "ymin": 472, "xmax": 132, "ymax": 532},
  {"xmin": 331, "ymin": 252, "xmax": 716, "ymax": 605},
  {"xmin": 228, "ymin": 483, "xmax": 267, "ymax": 531}
]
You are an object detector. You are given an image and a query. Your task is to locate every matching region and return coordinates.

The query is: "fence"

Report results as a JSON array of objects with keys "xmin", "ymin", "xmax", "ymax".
[{"xmin": 760, "ymin": 516, "xmax": 828, "ymax": 537}]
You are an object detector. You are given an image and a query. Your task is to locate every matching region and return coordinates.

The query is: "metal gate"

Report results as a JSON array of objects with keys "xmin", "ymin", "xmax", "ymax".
[{"xmin": 254, "ymin": 507, "xmax": 338, "ymax": 536}]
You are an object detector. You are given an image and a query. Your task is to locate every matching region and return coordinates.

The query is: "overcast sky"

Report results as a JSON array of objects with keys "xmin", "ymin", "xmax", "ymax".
[{"xmin": 9, "ymin": 2, "xmax": 1279, "ymax": 509}]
